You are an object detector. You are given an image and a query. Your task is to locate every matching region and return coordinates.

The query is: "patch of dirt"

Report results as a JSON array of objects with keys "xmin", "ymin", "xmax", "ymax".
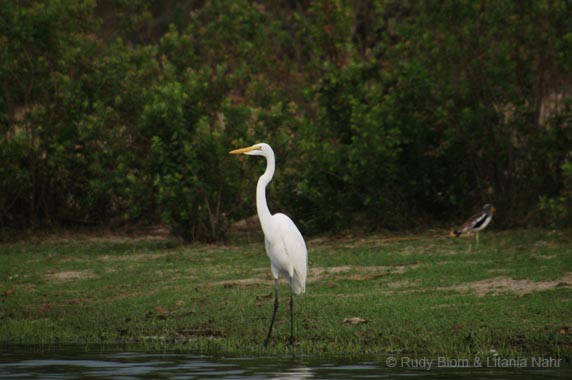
[
  {"xmin": 386, "ymin": 279, "xmax": 421, "ymax": 289},
  {"xmin": 216, "ymin": 277, "xmax": 269, "ymax": 288},
  {"xmin": 309, "ymin": 265, "xmax": 353, "ymax": 279},
  {"xmin": 533, "ymin": 254, "xmax": 557, "ymax": 260},
  {"xmin": 307, "ymin": 232, "xmax": 448, "ymax": 248},
  {"xmin": 442, "ymin": 273, "xmax": 572, "ymax": 297},
  {"xmin": 45, "ymin": 270, "xmax": 96, "ymax": 282},
  {"xmin": 309, "ymin": 264, "xmax": 419, "ymax": 282},
  {"xmin": 343, "ymin": 317, "xmax": 368, "ymax": 324},
  {"xmin": 215, "ymin": 263, "xmax": 419, "ymax": 289}
]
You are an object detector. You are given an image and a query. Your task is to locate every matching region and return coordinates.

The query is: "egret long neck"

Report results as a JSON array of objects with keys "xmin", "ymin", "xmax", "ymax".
[{"xmin": 256, "ymin": 153, "xmax": 275, "ymax": 235}]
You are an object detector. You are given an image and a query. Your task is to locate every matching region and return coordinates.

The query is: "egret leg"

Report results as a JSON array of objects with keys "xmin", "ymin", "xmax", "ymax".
[
  {"xmin": 264, "ymin": 279, "xmax": 279, "ymax": 347},
  {"xmin": 289, "ymin": 286, "xmax": 294, "ymax": 345},
  {"xmin": 476, "ymin": 232, "xmax": 480, "ymax": 246}
]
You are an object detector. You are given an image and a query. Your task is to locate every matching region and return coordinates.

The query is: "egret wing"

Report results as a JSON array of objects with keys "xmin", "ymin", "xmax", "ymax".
[{"xmin": 274, "ymin": 213, "xmax": 308, "ymax": 294}]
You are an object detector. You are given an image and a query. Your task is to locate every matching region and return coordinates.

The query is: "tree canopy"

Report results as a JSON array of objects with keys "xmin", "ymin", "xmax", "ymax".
[{"xmin": 2, "ymin": 0, "xmax": 572, "ymax": 241}]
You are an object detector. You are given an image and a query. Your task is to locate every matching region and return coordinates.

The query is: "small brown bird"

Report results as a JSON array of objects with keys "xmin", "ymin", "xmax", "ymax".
[{"xmin": 452, "ymin": 204, "xmax": 496, "ymax": 245}]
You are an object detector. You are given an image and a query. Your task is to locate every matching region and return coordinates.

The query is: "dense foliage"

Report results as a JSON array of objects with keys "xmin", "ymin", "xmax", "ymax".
[{"xmin": 2, "ymin": 0, "xmax": 572, "ymax": 240}]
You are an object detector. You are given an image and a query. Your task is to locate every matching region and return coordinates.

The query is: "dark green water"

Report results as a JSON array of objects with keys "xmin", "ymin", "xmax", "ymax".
[{"xmin": 0, "ymin": 348, "xmax": 570, "ymax": 379}]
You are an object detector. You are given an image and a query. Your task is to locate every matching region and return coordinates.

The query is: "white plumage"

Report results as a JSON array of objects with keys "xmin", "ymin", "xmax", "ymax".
[
  {"xmin": 230, "ymin": 142, "xmax": 308, "ymax": 346},
  {"xmin": 266, "ymin": 213, "xmax": 307, "ymax": 295}
]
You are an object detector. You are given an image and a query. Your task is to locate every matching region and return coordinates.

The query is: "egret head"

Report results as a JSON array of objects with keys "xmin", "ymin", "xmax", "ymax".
[
  {"xmin": 483, "ymin": 204, "xmax": 496, "ymax": 215},
  {"xmin": 229, "ymin": 143, "xmax": 273, "ymax": 157}
]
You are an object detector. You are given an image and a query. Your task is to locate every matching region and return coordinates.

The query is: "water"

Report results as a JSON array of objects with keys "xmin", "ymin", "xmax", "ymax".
[{"xmin": 0, "ymin": 348, "xmax": 570, "ymax": 379}]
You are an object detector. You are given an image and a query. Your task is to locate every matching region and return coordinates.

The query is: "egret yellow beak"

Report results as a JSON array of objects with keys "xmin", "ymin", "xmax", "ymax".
[
  {"xmin": 491, "ymin": 207, "xmax": 496, "ymax": 214},
  {"xmin": 229, "ymin": 145, "xmax": 259, "ymax": 154}
]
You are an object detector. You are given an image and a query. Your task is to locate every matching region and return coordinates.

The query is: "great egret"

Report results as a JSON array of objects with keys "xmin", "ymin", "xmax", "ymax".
[
  {"xmin": 452, "ymin": 204, "xmax": 496, "ymax": 245},
  {"xmin": 230, "ymin": 143, "xmax": 308, "ymax": 346}
]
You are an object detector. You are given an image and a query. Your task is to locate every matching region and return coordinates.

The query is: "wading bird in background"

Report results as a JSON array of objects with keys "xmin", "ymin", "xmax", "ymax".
[
  {"xmin": 452, "ymin": 204, "xmax": 496, "ymax": 245},
  {"xmin": 230, "ymin": 143, "xmax": 308, "ymax": 346}
]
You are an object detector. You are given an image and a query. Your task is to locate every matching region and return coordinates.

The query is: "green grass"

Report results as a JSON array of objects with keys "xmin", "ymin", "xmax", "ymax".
[{"xmin": 1, "ymin": 229, "xmax": 571, "ymax": 358}]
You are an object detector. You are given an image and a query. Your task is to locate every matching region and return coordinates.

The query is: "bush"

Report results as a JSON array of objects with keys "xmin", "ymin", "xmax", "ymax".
[
  {"xmin": 3, "ymin": 0, "xmax": 572, "ymax": 240},
  {"xmin": 539, "ymin": 161, "xmax": 572, "ymax": 226}
]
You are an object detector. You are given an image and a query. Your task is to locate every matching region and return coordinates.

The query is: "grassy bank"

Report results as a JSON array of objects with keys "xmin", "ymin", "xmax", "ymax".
[{"xmin": 1, "ymin": 229, "xmax": 571, "ymax": 358}]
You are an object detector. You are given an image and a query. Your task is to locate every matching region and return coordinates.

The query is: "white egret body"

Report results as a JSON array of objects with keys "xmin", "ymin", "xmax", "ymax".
[{"xmin": 230, "ymin": 143, "xmax": 308, "ymax": 346}]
